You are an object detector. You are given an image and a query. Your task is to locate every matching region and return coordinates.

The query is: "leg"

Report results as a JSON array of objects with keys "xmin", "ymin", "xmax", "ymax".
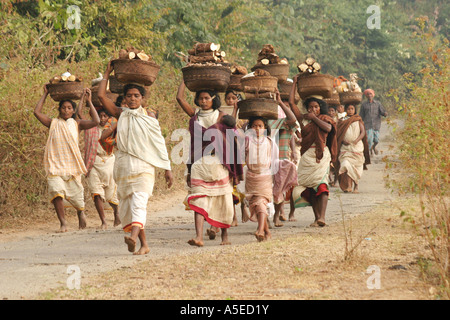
[
  {"xmin": 316, "ymin": 193, "xmax": 328, "ymax": 227},
  {"xmin": 77, "ymin": 210, "xmax": 87, "ymax": 230},
  {"xmin": 273, "ymin": 203, "xmax": 284, "ymax": 227},
  {"xmin": 288, "ymin": 194, "xmax": 296, "ymax": 221},
  {"xmin": 52, "ymin": 196, "xmax": 67, "ymax": 233},
  {"xmin": 220, "ymin": 228, "xmax": 231, "ymax": 245},
  {"xmin": 231, "ymin": 205, "xmax": 238, "ymax": 227},
  {"xmin": 124, "ymin": 225, "xmax": 140, "ymax": 253},
  {"xmin": 134, "ymin": 229, "xmax": 150, "ymax": 255},
  {"xmin": 309, "ymin": 195, "xmax": 320, "ymax": 227},
  {"xmin": 255, "ymin": 211, "xmax": 266, "ymax": 242},
  {"xmin": 93, "ymin": 195, "xmax": 108, "ymax": 230},
  {"xmin": 241, "ymin": 201, "xmax": 250, "ymax": 223},
  {"xmin": 109, "ymin": 202, "xmax": 121, "ymax": 227},
  {"xmin": 188, "ymin": 212, "xmax": 204, "ymax": 247}
]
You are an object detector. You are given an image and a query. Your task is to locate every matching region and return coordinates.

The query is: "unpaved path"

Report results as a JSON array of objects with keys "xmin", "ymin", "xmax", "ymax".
[{"xmin": 0, "ymin": 121, "xmax": 396, "ymax": 300}]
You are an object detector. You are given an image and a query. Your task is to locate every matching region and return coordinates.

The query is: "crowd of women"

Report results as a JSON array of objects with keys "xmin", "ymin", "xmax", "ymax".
[{"xmin": 33, "ymin": 61, "xmax": 382, "ymax": 255}]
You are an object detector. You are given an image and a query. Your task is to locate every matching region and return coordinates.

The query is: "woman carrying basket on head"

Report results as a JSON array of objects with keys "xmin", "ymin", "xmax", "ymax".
[
  {"xmin": 98, "ymin": 61, "xmax": 173, "ymax": 255},
  {"xmin": 176, "ymin": 81, "xmax": 243, "ymax": 247},
  {"xmin": 288, "ymin": 75, "xmax": 337, "ymax": 227}
]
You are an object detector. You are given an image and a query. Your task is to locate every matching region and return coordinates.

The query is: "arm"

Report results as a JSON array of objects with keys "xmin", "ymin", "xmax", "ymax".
[
  {"xmin": 100, "ymin": 120, "xmax": 117, "ymax": 141},
  {"xmin": 33, "ymin": 84, "xmax": 52, "ymax": 128},
  {"xmin": 78, "ymin": 88, "xmax": 100, "ymax": 130},
  {"xmin": 74, "ymin": 90, "xmax": 86, "ymax": 120},
  {"xmin": 379, "ymin": 101, "xmax": 388, "ymax": 117},
  {"xmin": 98, "ymin": 61, "xmax": 122, "ymax": 119},
  {"xmin": 352, "ymin": 121, "xmax": 366, "ymax": 145},
  {"xmin": 304, "ymin": 112, "xmax": 332, "ymax": 132},
  {"xmin": 176, "ymin": 81, "xmax": 196, "ymax": 117},
  {"xmin": 276, "ymin": 89, "xmax": 296, "ymax": 126},
  {"xmin": 288, "ymin": 75, "xmax": 304, "ymax": 126}
]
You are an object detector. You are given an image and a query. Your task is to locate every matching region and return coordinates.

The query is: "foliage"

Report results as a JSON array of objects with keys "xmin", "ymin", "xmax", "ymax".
[{"xmin": 387, "ymin": 17, "xmax": 449, "ymax": 297}]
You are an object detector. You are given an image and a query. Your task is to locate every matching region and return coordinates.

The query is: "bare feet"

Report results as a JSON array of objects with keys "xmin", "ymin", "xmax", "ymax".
[
  {"xmin": 254, "ymin": 232, "xmax": 265, "ymax": 242},
  {"xmin": 220, "ymin": 240, "xmax": 231, "ymax": 245},
  {"xmin": 124, "ymin": 236, "xmax": 136, "ymax": 253},
  {"xmin": 241, "ymin": 205, "xmax": 250, "ymax": 223},
  {"xmin": 206, "ymin": 228, "xmax": 217, "ymax": 240},
  {"xmin": 309, "ymin": 221, "xmax": 320, "ymax": 227},
  {"xmin": 57, "ymin": 224, "xmax": 68, "ymax": 233},
  {"xmin": 317, "ymin": 219, "xmax": 326, "ymax": 227},
  {"xmin": 188, "ymin": 238, "xmax": 204, "ymax": 247},
  {"xmin": 113, "ymin": 216, "xmax": 121, "ymax": 227},
  {"xmin": 134, "ymin": 245, "xmax": 150, "ymax": 255},
  {"xmin": 279, "ymin": 214, "xmax": 287, "ymax": 222},
  {"xmin": 77, "ymin": 211, "xmax": 87, "ymax": 230},
  {"xmin": 99, "ymin": 223, "xmax": 108, "ymax": 230},
  {"xmin": 288, "ymin": 213, "xmax": 297, "ymax": 222}
]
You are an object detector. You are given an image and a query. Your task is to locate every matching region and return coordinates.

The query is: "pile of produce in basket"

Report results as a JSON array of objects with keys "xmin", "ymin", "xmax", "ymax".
[
  {"xmin": 47, "ymin": 71, "xmax": 84, "ymax": 101},
  {"xmin": 251, "ymin": 44, "xmax": 289, "ymax": 82}
]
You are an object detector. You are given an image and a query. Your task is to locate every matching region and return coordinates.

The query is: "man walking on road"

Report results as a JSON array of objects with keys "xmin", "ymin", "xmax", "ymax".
[{"xmin": 359, "ymin": 89, "xmax": 387, "ymax": 155}]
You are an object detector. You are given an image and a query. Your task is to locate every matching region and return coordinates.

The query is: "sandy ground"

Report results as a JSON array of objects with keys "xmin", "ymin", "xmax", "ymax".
[{"xmin": 0, "ymin": 120, "xmax": 430, "ymax": 300}]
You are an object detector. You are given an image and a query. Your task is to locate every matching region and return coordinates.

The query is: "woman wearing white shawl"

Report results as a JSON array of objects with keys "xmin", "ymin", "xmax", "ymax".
[{"xmin": 99, "ymin": 61, "xmax": 173, "ymax": 255}]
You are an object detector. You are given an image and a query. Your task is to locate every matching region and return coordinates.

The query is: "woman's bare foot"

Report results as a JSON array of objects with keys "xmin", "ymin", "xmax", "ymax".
[
  {"xmin": 113, "ymin": 216, "xmax": 121, "ymax": 227},
  {"xmin": 124, "ymin": 236, "xmax": 136, "ymax": 252},
  {"xmin": 241, "ymin": 206, "xmax": 250, "ymax": 223},
  {"xmin": 288, "ymin": 213, "xmax": 297, "ymax": 222},
  {"xmin": 57, "ymin": 224, "xmax": 68, "ymax": 233},
  {"xmin": 279, "ymin": 214, "xmax": 287, "ymax": 221},
  {"xmin": 206, "ymin": 228, "xmax": 217, "ymax": 240},
  {"xmin": 77, "ymin": 211, "xmax": 87, "ymax": 230},
  {"xmin": 309, "ymin": 221, "xmax": 320, "ymax": 227},
  {"xmin": 133, "ymin": 245, "xmax": 150, "ymax": 255},
  {"xmin": 99, "ymin": 223, "xmax": 108, "ymax": 230},
  {"xmin": 317, "ymin": 219, "xmax": 326, "ymax": 227},
  {"xmin": 188, "ymin": 238, "xmax": 204, "ymax": 247},
  {"xmin": 254, "ymin": 232, "xmax": 265, "ymax": 242}
]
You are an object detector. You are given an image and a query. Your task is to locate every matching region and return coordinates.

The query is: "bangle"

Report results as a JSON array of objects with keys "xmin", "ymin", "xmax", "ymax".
[{"xmin": 101, "ymin": 78, "xmax": 108, "ymax": 81}]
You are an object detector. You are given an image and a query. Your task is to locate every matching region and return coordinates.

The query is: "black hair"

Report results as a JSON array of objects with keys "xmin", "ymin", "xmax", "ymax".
[
  {"xmin": 247, "ymin": 116, "xmax": 271, "ymax": 136},
  {"xmin": 58, "ymin": 99, "xmax": 77, "ymax": 119},
  {"xmin": 115, "ymin": 95, "xmax": 124, "ymax": 107},
  {"xmin": 225, "ymin": 90, "xmax": 242, "ymax": 102},
  {"xmin": 303, "ymin": 97, "xmax": 328, "ymax": 115},
  {"xmin": 97, "ymin": 108, "xmax": 111, "ymax": 117},
  {"xmin": 123, "ymin": 83, "xmax": 146, "ymax": 98},
  {"xmin": 221, "ymin": 114, "xmax": 236, "ymax": 128},
  {"xmin": 194, "ymin": 90, "xmax": 221, "ymax": 110},
  {"xmin": 344, "ymin": 104, "xmax": 356, "ymax": 111},
  {"xmin": 328, "ymin": 105, "xmax": 337, "ymax": 110}
]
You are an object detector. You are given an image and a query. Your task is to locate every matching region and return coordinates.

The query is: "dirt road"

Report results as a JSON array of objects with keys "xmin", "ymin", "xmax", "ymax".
[{"xmin": 0, "ymin": 120, "xmax": 396, "ymax": 300}]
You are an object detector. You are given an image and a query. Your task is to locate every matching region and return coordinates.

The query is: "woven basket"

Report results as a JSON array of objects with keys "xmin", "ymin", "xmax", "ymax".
[
  {"xmin": 89, "ymin": 86, "xmax": 119, "ymax": 108},
  {"xmin": 108, "ymin": 75, "xmax": 125, "ymax": 94},
  {"xmin": 296, "ymin": 73, "xmax": 335, "ymax": 100},
  {"xmin": 323, "ymin": 92, "xmax": 340, "ymax": 106},
  {"xmin": 278, "ymin": 81, "xmax": 300, "ymax": 103},
  {"xmin": 182, "ymin": 65, "xmax": 231, "ymax": 92},
  {"xmin": 251, "ymin": 63, "xmax": 289, "ymax": 82},
  {"xmin": 227, "ymin": 74, "xmax": 244, "ymax": 91},
  {"xmin": 339, "ymin": 92, "xmax": 363, "ymax": 105},
  {"xmin": 112, "ymin": 59, "xmax": 160, "ymax": 86},
  {"xmin": 238, "ymin": 98, "xmax": 278, "ymax": 120},
  {"xmin": 48, "ymin": 81, "xmax": 85, "ymax": 101},
  {"xmin": 241, "ymin": 75, "xmax": 278, "ymax": 94}
]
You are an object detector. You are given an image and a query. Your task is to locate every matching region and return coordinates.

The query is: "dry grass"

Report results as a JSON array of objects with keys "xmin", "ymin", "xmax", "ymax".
[{"xmin": 40, "ymin": 198, "xmax": 438, "ymax": 300}]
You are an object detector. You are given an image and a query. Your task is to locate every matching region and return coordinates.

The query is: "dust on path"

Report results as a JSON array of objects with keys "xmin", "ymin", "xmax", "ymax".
[{"xmin": 0, "ymin": 121, "xmax": 396, "ymax": 300}]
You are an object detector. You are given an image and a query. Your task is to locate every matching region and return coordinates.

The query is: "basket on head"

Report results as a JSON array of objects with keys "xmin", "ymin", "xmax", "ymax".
[
  {"xmin": 227, "ymin": 74, "xmax": 244, "ymax": 91},
  {"xmin": 278, "ymin": 80, "xmax": 300, "ymax": 104},
  {"xmin": 182, "ymin": 64, "xmax": 231, "ymax": 92},
  {"xmin": 237, "ymin": 98, "xmax": 278, "ymax": 120},
  {"xmin": 323, "ymin": 92, "xmax": 340, "ymax": 107},
  {"xmin": 296, "ymin": 73, "xmax": 335, "ymax": 100},
  {"xmin": 48, "ymin": 81, "xmax": 85, "ymax": 102},
  {"xmin": 108, "ymin": 75, "xmax": 125, "ymax": 94},
  {"xmin": 251, "ymin": 63, "xmax": 289, "ymax": 82},
  {"xmin": 112, "ymin": 59, "xmax": 160, "ymax": 86},
  {"xmin": 89, "ymin": 86, "xmax": 119, "ymax": 108},
  {"xmin": 339, "ymin": 92, "xmax": 363, "ymax": 105},
  {"xmin": 240, "ymin": 75, "xmax": 278, "ymax": 94}
]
